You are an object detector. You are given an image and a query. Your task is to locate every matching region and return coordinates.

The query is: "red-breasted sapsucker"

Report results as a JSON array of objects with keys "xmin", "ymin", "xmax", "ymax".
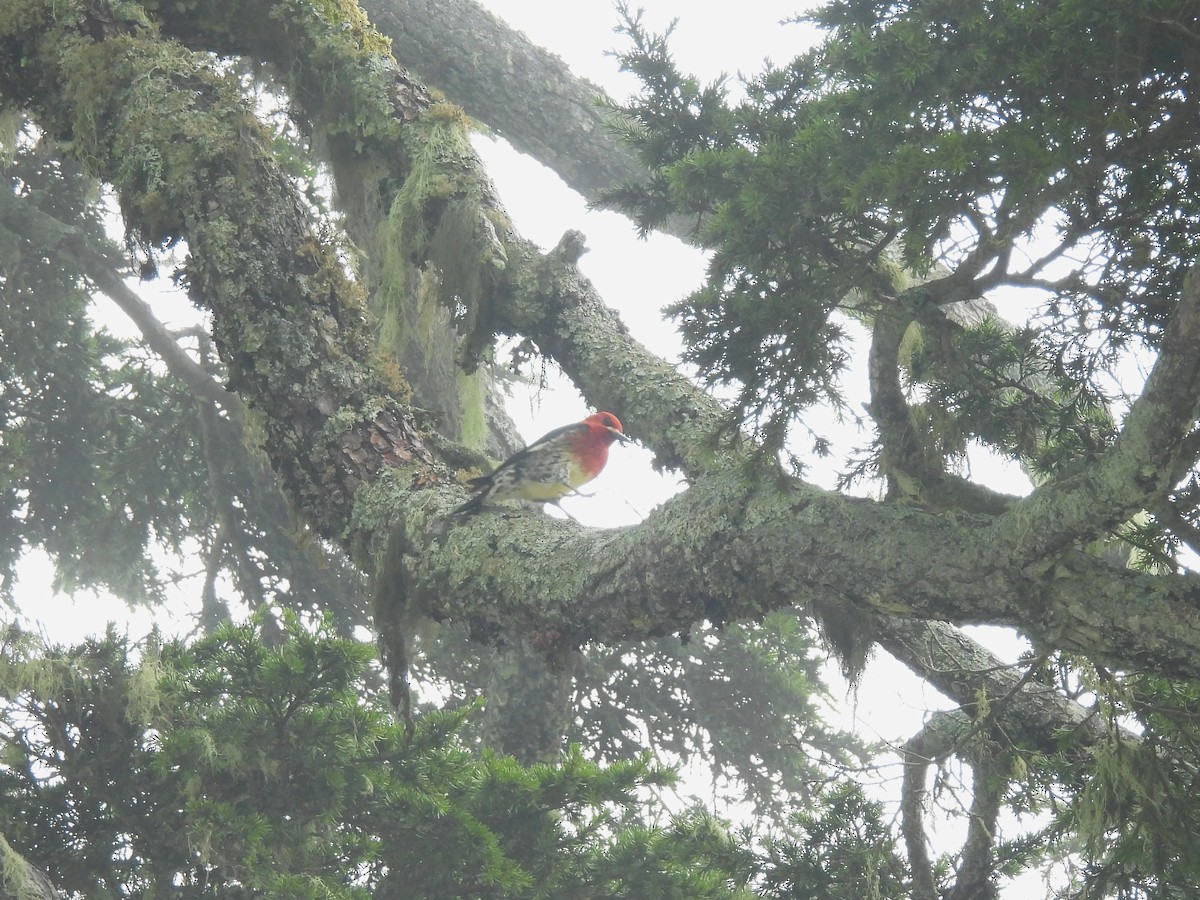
[{"xmin": 454, "ymin": 411, "xmax": 630, "ymax": 514}]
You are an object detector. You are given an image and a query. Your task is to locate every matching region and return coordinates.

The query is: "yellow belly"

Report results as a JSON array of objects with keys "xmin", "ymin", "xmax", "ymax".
[
  {"xmin": 517, "ymin": 480, "xmax": 574, "ymax": 502},
  {"xmin": 507, "ymin": 457, "xmax": 592, "ymax": 502}
]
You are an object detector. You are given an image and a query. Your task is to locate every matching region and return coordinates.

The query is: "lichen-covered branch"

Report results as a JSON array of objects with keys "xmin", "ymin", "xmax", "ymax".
[
  {"xmin": 365, "ymin": 467, "xmax": 1200, "ymax": 682},
  {"xmin": 362, "ymin": 0, "xmax": 645, "ymax": 203},
  {"xmin": 0, "ymin": 2, "xmax": 437, "ymax": 539},
  {"xmin": 0, "ymin": 833, "xmax": 60, "ymax": 900},
  {"xmin": 8, "ymin": 0, "xmax": 1200, "ymax": 726},
  {"xmin": 876, "ymin": 618, "xmax": 1114, "ymax": 752},
  {"xmin": 994, "ymin": 269, "xmax": 1200, "ymax": 564}
]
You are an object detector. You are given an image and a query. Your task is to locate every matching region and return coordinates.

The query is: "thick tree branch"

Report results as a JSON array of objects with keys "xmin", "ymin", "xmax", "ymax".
[
  {"xmin": 9, "ymin": 0, "xmax": 1200, "ymax": 711},
  {"xmin": 993, "ymin": 270, "xmax": 1200, "ymax": 564},
  {"xmin": 363, "ymin": 0, "xmax": 643, "ymax": 200},
  {"xmin": 0, "ymin": 833, "xmax": 60, "ymax": 900},
  {"xmin": 396, "ymin": 469, "xmax": 1200, "ymax": 681},
  {"xmin": 1, "ymin": 4, "xmax": 438, "ymax": 541},
  {"xmin": 877, "ymin": 618, "xmax": 1115, "ymax": 752}
]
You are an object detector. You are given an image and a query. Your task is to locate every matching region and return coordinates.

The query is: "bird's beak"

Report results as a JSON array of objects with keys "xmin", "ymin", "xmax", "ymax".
[{"xmin": 610, "ymin": 428, "xmax": 632, "ymax": 443}]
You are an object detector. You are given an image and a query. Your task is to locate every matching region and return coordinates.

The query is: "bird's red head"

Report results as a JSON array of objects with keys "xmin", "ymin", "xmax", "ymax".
[{"xmin": 584, "ymin": 411, "xmax": 629, "ymax": 443}]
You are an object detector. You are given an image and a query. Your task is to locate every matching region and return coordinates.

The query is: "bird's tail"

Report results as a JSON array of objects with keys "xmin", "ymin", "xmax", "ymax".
[
  {"xmin": 452, "ymin": 493, "xmax": 485, "ymax": 515},
  {"xmin": 452, "ymin": 475, "xmax": 491, "ymax": 515}
]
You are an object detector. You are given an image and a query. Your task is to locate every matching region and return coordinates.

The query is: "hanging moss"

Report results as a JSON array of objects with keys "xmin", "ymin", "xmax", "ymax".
[
  {"xmin": 374, "ymin": 102, "xmax": 507, "ymax": 368},
  {"xmin": 357, "ymin": 102, "xmax": 509, "ymax": 449},
  {"xmin": 117, "ymin": 1, "xmax": 505, "ymax": 451},
  {"xmin": 455, "ymin": 368, "xmax": 488, "ymax": 449}
]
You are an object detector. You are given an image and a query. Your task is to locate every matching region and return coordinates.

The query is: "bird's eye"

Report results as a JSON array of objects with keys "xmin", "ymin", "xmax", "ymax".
[{"xmin": 604, "ymin": 415, "xmax": 616, "ymax": 428}]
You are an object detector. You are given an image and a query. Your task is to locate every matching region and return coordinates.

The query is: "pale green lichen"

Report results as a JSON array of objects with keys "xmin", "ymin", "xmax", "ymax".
[
  {"xmin": 455, "ymin": 370, "xmax": 488, "ymax": 449},
  {"xmin": 369, "ymin": 103, "xmax": 507, "ymax": 448},
  {"xmin": 375, "ymin": 103, "xmax": 505, "ymax": 357},
  {"xmin": 1, "ymin": 833, "xmax": 49, "ymax": 900},
  {"xmin": 306, "ymin": 0, "xmax": 393, "ymax": 58}
]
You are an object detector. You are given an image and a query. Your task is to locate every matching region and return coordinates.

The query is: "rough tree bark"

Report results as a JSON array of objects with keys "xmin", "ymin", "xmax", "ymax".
[
  {"xmin": 350, "ymin": 0, "xmax": 1176, "ymax": 724},
  {"xmin": 0, "ymin": 834, "xmax": 60, "ymax": 900},
  {"xmin": 363, "ymin": 0, "xmax": 644, "ymax": 200},
  {"xmin": 6, "ymin": 0, "xmax": 1200, "ymax": 720},
  {"xmin": 6, "ymin": 1, "xmax": 1200, "ymax": 886}
]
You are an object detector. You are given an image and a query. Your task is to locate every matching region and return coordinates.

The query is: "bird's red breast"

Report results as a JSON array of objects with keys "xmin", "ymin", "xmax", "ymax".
[{"xmin": 567, "ymin": 412, "xmax": 627, "ymax": 480}]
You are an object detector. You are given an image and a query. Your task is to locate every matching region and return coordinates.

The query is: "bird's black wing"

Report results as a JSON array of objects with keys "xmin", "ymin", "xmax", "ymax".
[
  {"xmin": 482, "ymin": 422, "xmax": 584, "ymax": 477},
  {"xmin": 452, "ymin": 422, "xmax": 585, "ymax": 514}
]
